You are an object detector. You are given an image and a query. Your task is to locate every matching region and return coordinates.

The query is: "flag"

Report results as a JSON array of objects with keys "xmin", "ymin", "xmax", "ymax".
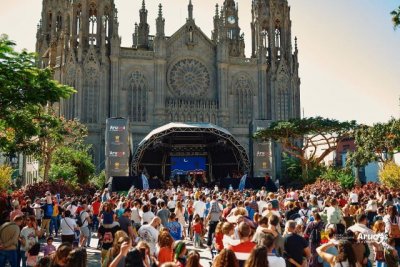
[
  {"xmin": 238, "ymin": 174, "xmax": 247, "ymax": 191},
  {"xmin": 141, "ymin": 173, "xmax": 149, "ymax": 190}
]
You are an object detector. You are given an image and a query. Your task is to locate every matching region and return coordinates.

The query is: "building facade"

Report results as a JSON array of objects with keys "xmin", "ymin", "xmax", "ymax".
[{"xmin": 35, "ymin": 0, "xmax": 301, "ymax": 178}]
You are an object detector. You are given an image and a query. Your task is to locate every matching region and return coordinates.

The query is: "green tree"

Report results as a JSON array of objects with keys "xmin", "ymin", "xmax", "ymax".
[
  {"xmin": 91, "ymin": 170, "xmax": 106, "ymax": 189},
  {"xmin": 321, "ymin": 167, "xmax": 355, "ymax": 189},
  {"xmin": 281, "ymin": 153, "xmax": 302, "ymax": 182},
  {"xmin": 379, "ymin": 162, "xmax": 400, "ymax": 189},
  {"xmin": 0, "ymin": 165, "xmax": 13, "ymax": 191},
  {"xmin": 254, "ymin": 117, "xmax": 357, "ymax": 181},
  {"xmin": 50, "ymin": 145, "xmax": 95, "ymax": 184},
  {"xmin": 32, "ymin": 115, "xmax": 88, "ymax": 181},
  {"xmin": 348, "ymin": 118, "xmax": 400, "ymax": 167},
  {"xmin": 392, "ymin": 6, "xmax": 400, "ymax": 29},
  {"xmin": 0, "ymin": 34, "xmax": 75, "ymax": 153}
]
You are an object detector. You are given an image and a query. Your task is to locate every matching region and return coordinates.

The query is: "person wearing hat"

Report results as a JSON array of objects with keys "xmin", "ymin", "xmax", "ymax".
[
  {"xmin": 32, "ymin": 199, "xmax": 43, "ymax": 227},
  {"xmin": 118, "ymin": 208, "xmax": 137, "ymax": 242}
]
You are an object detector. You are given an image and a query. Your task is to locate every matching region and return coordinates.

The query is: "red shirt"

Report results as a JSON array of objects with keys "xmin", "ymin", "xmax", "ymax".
[
  {"xmin": 215, "ymin": 232, "xmax": 224, "ymax": 251},
  {"xmin": 158, "ymin": 247, "xmax": 173, "ymax": 265},
  {"xmin": 193, "ymin": 222, "xmax": 203, "ymax": 234},
  {"xmin": 92, "ymin": 201, "xmax": 101, "ymax": 215},
  {"xmin": 228, "ymin": 240, "xmax": 256, "ymax": 261},
  {"xmin": 76, "ymin": 206, "xmax": 84, "ymax": 215}
]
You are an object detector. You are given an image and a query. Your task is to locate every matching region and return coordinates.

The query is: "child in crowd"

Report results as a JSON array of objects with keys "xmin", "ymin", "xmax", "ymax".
[
  {"xmin": 191, "ymin": 216, "xmax": 203, "ymax": 248},
  {"xmin": 222, "ymin": 222, "xmax": 240, "ymax": 248},
  {"xmin": 42, "ymin": 236, "xmax": 57, "ymax": 257},
  {"xmin": 214, "ymin": 221, "xmax": 224, "ymax": 252},
  {"xmin": 26, "ymin": 243, "xmax": 41, "ymax": 267}
]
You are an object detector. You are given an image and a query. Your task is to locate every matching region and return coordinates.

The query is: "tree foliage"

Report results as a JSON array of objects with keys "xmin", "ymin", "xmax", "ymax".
[
  {"xmin": 321, "ymin": 167, "xmax": 355, "ymax": 189},
  {"xmin": 0, "ymin": 34, "xmax": 75, "ymax": 153},
  {"xmin": 0, "ymin": 165, "xmax": 12, "ymax": 191},
  {"xmin": 91, "ymin": 170, "xmax": 106, "ymax": 189},
  {"xmin": 50, "ymin": 146, "xmax": 95, "ymax": 184},
  {"xmin": 254, "ymin": 117, "xmax": 357, "ymax": 180},
  {"xmin": 392, "ymin": 6, "xmax": 400, "ymax": 29},
  {"xmin": 32, "ymin": 116, "xmax": 88, "ymax": 181},
  {"xmin": 379, "ymin": 162, "xmax": 400, "ymax": 189},
  {"xmin": 347, "ymin": 118, "xmax": 400, "ymax": 167}
]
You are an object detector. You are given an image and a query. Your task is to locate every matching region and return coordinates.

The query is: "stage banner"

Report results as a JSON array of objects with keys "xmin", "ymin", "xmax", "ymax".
[
  {"xmin": 105, "ymin": 118, "xmax": 130, "ymax": 179},
  {"xmin": 250, "ymin": 120, "xmax": 273, "ymax": 178}
]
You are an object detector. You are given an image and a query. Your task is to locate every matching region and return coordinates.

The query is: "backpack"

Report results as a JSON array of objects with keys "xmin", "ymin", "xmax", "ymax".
[
  {"xmin": 45, "ymin": 204, "xmax": 53, "ymax": 217},
  {"xmin": 289, "ymin": 212, "xmax": 301, "ymax": 221},
  {"xmin": 76, "ymin": 211, "xmax": 87, "ymax": 227},
  {"xmin": 309, "ymin": 222, "xmax": 322, "ymax": 246},
  {"xmin": 389, "ymin": 216, "xmax": 400, "ymax": 238}
]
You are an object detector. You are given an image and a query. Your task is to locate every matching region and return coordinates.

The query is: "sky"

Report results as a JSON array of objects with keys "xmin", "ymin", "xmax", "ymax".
[{"xmin": 0, "ymin": 0, "xmax": 399, "ymax": 126}]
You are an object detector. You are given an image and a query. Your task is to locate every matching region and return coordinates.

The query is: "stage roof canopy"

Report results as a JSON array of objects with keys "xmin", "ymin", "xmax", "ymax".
[
  {"xmin": 138, "ymin": 122, "xmax": 232, "ymax": 146},
  {"xmin": 132, "ymin": 122, "xmax": 250, "ymax": 175}
]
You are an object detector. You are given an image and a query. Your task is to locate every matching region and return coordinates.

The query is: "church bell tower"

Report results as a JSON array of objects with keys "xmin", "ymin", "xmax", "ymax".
[{"xmin": 251, "ymin": 0, "xmax": 300, "ymax": 121}]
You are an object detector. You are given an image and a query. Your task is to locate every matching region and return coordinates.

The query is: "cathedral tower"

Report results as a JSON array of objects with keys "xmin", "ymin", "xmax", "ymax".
[
  {"xmin": 251, "ymin": 0, "xmax": 300, "ymax": 121},
  {"xmin": 36, "ymin": 0, "xmax": 120, "ymax": 167}
]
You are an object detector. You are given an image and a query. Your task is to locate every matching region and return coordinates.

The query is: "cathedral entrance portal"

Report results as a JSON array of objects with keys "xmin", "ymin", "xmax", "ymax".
[{"xmin": 132, "ymin": 123, "xmax": 250, "ymax": 185}]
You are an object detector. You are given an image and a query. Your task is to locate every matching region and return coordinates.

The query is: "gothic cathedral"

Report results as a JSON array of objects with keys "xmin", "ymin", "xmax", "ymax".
[{"xmin": 35, "ymin": 0, "xmax": 300, "ymax": 177}]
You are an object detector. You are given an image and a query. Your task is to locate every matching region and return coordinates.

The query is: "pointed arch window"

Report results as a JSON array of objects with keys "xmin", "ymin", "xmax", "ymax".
[
  {"xmin": 274, "ymin": 28, "xmax": 281, "ymax": 48},
  {"xmin": 277, "ymin": 88, "xmax": 289, "ymax": 120},
  {"xmin": 235, "ymin": 74, "xmax": 253, "ymax": 125},
  {"xmin": 65, "ymin": 69, "xmax": 76, "ymax": 120},
  {"xmin": 56, "ymin": 12, "xmax": 62, "ymax": 33},
  {"xmin": 128, "ymin": 71, "xmax": 147, "ymax": 122},
  {"xmin": 89, "ymin": 4, "xmax": 98, "ymax": 45},
  {"xmin": 103, "ymin": 7, "xmax": 110, "ymax": 43},
  {"xmin": 48, "ymin": 12, "xmax": 52, "ymax": 30},
  {"xmin": 75, "ymin": 4, "xmax": 82, "ymax": 45},
  {"xmin": 261, "ymin": 29, "xmax": 269, "ymax": 48}
]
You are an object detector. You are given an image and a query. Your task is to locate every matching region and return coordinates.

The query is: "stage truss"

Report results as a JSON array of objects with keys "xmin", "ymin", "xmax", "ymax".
[{"xmin": 131, "ymin": 123, "xmax": 250, "ymax": 175}]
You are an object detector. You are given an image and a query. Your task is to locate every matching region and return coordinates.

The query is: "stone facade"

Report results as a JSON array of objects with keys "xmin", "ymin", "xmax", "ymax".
[{"xmin": 36, "ymin": 0, "xmax": 301, "ymax": 176}]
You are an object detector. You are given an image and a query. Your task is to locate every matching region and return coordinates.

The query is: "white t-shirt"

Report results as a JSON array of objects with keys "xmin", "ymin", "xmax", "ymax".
[
  {"xmin": 298, "ymin": 208, "xmax": 311, "ymax": 218},
  {"xmin": 258, "ymin": 200, "xmax": 268, "ymax": 214},
  {"xmin": 32, "ymin": 203, "xmax": 42, "ymax": 219},
  {"xmin": 20, "ymin": 226, "xmax": 39, "ymax": 251},
  {"xmin": 67, "ymin": 204, "xmax": 77, "ymax": 215},
  {"xmin": 61, "ymin": 217, "xmax": 77, "ymax": 235},
  {"xmin": 138, "ymin": 224, "xmax": 159, "ymax": 256},
  {"xmin": 80, "ymin": 211, "xmax": 90, "ymax": 227},
  {"xmin": 167, "ymin": 200, "xmax": 176, "ymax": 210},
  {"xmin": 141, "ymin": 211, "xmax": 155, "ymax": 225},
  {"xmin": 349, "ymin": 192, "xmax": 359, "ymax": 204},
  {"xmin": 193, "ymin": 200, "xmax": 206, "ymax": 218},
  {"xmin": 130, "ymin": 207, "xmax": 142, "ymax": 223},
  {"xmin": 222, "ymin": 235, "xmax": 240, "ymax": 248},
  {"xmin": 268, "ymin": 255, "xmax": 286, "ymax": 267}
]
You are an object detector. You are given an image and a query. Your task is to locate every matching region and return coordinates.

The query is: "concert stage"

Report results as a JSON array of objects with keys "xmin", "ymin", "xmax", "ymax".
[
  {"xmin": 220, "ymin": 177, "xmax": 277, "ymax": 192},
  {"xmin": 107, "ymin": 176, "xmax": 162, "ymax": 192},
  {"xmin": 107, "ymin": 176, "xmax": 277, "ymax": 192},
  {"xmin": 131, "ymin": 123, "xmax": 250, "ymax": 183}
]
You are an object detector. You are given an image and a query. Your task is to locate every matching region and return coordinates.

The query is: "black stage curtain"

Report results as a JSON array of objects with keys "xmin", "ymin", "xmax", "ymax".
[
  {"xmin": 107, "ymin": 176, "xmax": 163, "ymax": 192},
  {"xmin": 220, "ymin": 177, "xmax": 277, "ymax": 192}
]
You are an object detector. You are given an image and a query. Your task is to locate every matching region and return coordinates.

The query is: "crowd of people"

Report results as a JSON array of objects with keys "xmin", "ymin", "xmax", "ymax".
[{"xmin": 0, "ymin": 180, "xmax": 400, "ymax": 267}]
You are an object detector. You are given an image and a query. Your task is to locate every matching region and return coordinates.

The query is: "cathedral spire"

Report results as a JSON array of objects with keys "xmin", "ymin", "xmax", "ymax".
[
  {"xmin": 188, "ymin": 0, "xmax": 193, "ymax": 21},
  {"xmin": 158, "ymin": 3, "xmax": 163, "ymax": 18},
  {"xmin": 156, "ymin": 3, "xmax": 165, "ymax": 38},
  {"xmin": 137, "ymin": 0, "xmax": 149, "ymax": 49}
]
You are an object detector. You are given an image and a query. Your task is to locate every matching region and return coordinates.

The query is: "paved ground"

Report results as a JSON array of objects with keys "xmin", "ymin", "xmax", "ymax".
[{"xmin": 50, "ymin": 235, "xmax": 213, "ymax": 267}]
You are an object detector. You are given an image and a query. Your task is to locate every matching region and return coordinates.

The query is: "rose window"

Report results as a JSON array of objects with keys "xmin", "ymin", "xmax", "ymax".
[{"xmin": 168, "ymin": 59, "xmax": 210, "ymax": 97}]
